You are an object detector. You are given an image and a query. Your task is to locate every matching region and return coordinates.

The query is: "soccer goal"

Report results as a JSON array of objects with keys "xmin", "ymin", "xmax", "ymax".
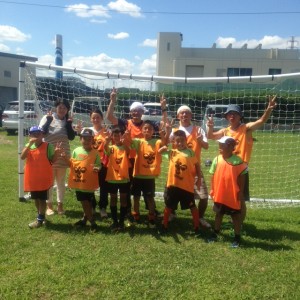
[{"xmin": 18, "ymin": 61, "xmax": 300, "ymax": 207}]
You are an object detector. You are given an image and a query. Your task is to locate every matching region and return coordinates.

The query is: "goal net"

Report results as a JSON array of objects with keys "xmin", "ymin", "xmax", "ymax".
[{"xmin": 18, "ymin": 62, "xmax": 300, "ymax": 207}]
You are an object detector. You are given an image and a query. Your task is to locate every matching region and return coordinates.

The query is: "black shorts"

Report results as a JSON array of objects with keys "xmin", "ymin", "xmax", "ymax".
[
  {"xmin": 165, "ymin": 186, "xmax": 196, "ymax": 210},
  {"xmin": 107, "ymin": 182, "xmax": 130, "ymax": 194},
  {"xmin": 213, "ymin": 203, "xmax": 241, "ymax": 215},
  {"xmin": 131, "ymin": 178, "xmax": 155, "ymax": 198},
  {"xmin": 30, "ymin": 190, "xmax": 48, "ymax": 201},
  {"xmin": 75, "ymin": 191, "xmax": 95, "ymax": 202}
]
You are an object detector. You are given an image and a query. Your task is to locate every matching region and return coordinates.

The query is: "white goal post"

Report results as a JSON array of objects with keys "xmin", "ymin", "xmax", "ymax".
[{"xmin": 18, "ymin": 61, "xmax": 300, "ymax": 207}]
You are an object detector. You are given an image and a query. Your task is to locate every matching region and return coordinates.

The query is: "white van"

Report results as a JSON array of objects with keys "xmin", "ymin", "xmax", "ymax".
[
  {"xmin": 202, "ymin": 104, "xmax": 228, "ymax": 132},
  {"xmin": 71, "ymin": 96, "xmax": 108, "ymax": 127}
]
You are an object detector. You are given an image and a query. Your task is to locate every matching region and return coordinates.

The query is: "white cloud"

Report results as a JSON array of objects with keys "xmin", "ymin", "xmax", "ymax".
[
  {"xmin": 0, "ymin": 25, "xmax": 31, "ymax": 42},
  {"xmin": 216, "ymin": 36, "xmax": 300, "ymax": 49},
  {"xmin": 138, "ymin": 54, "xmax": 156, "ymax": 75},
  {"xmin": 64, "ymin": 53, "xmax": 134, "ymax": 74},
  {"xmin": 140, "ymin": 39, "xmax": 157, "ymax": 47},
  {"xmin": 65, "ymin": 4, "xmax": 110, "ymax": 19},
  {"xmin": 0, "ymin": 43, "xmax": 10, "ymax": 52},
  {"xmin": 107, "ymin": 32, "xmax": 129, "ymax": 40},
  {"xmin": 107, "ymin": 0, "xmax": 143, "ymax": 18},
  {"xmin": 90, "ymin": 19, "xmax": 107, "ymax": 24}
]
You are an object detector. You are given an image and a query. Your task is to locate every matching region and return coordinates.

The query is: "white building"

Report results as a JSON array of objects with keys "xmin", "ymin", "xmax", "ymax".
[
  {"xmin": 156, "ymin": 32, "xmax": 300, "ymax": 83},
  {"xmin": 0, "ymin": 52, "xmax": 37, "ymax": 109}
]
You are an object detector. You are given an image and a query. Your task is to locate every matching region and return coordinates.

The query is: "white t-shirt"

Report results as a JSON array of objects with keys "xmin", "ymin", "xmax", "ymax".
[{"xmin": 170, "ymin": 124, "xmax": 207, "ymax": 143}]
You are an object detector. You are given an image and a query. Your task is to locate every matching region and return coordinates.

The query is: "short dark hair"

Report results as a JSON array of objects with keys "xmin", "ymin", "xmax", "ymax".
[
  {"xmin": 111, "ymin": 127, "xmax": 123, "ymax": 135},
  {"xmin": 142, "ymin": 120, "xmax": 155, "ymax": 129},
  {"xmin": 54, "ymin": 98, "xmax": 70, "ymax": 111},
  {"xmin": 173, "ymin": 129, "xmax": 186, "ymax": 139},
  {"xmin": 90, "ymin": 108, "xmax": 103, "ymax": 118}
]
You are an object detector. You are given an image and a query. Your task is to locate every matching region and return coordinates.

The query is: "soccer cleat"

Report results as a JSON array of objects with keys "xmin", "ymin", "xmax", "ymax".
[
  {"xmin": 74, "ymin": 219, "xmax": 87, "ymax": 227},
  {"xmin": 28, "ymin": 220, "xmax": 43, "ymax": 229},
  {"xmin": 200, "ymin": 218, "xmax": 211, "ymax": 228},
  {"xmin": 194, "ymin": 228, "xmax": 202, "ymax": 238},
  {"xmin": 100, "ymin": 208, "xmax": 108, "ymax": 219},
  {"xmin": 110, "ymin": 222, "xmax": 119, "ymax": 232},
  {"xmin": 231, "ymin": 240, "xmax": 240, "ymax": 248},
  {"xmin": 90, "ymin": 223, "xmax": 98, "ymax": 232},
  {"xmin": 148, "ymin": 220, "xmax": 156, "ymax": 229},
  {"xmin": 207, "ymin": 232, "xmax": 218, "ymax": 243}
]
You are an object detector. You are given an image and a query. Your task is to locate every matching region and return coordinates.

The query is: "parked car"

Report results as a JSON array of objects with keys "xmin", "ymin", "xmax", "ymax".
[
  {"xmin": 141, "ymin": 102, "xmax": 168, "ymax": 122},
  {"xmin": 201, "ymin": 104, "xmax": 228, "ymax": 132},
  {"xmin": 2, "ymin": 100, "xmax": 43, "ymax": 135}
]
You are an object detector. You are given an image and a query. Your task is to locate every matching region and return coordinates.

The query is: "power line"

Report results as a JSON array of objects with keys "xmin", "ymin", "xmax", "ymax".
[{"xmin": 1, "ymin": 0, "xmax": 300, "ymax": 16}]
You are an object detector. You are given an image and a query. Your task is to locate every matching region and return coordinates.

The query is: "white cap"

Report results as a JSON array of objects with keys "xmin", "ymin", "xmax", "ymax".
[
  {"xmin": 130, "ymin": 101, "xmax": 144, "ymax": 112},
  {"xmin": 177, "ymin": 105, "xmax": 192, "ymax": 115},
  {"xmin": 217, "ymin": 136, "xmax": 236, "ymax": 144}
]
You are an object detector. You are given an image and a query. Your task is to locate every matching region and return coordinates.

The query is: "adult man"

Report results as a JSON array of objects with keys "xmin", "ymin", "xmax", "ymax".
[
  {"xmin": 206, "ymin": 96, "xmax": 277, "ymax": 223},
  {"xmin": 169, "ymin": 105, "xmax": 211, "ymax": 228},
  {"xmin": 106, "ymin": 89, "xmax": 168, "ymax": 219}
]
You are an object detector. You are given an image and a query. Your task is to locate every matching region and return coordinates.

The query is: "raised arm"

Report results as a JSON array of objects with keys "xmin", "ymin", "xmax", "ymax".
[
  {"xmin": 106, "ymin": 88, "xmax": 118, "ymax": 125},
  {"xmin": 206, "ymin": 114, "xmax": 226, "ymax": 140},
  {"xmin": 196, "ymin": 126, "xmax": 209, "ymax": 150},
  {"xmin": 160, "ymin": 94, "xmax": 168, "ymax": 124},
  {"xmin": 246, "ymin": 95, "xmax": 277, "ymax": 132}
]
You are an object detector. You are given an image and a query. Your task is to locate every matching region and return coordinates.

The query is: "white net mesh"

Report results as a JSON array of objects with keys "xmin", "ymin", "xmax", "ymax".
[{"xmin": 20, "ymin": 63, "xmax": 300, "ymax": 206}]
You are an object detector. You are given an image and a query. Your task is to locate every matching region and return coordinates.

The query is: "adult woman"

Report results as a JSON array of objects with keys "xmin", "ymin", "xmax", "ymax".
[{"xmin": 39, "ymin": 98, "xmax": 76, "ymax": 215}]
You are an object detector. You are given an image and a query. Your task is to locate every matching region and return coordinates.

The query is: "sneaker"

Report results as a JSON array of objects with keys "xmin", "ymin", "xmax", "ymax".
[
  {"xmin": 148, "ymin": 220, "xmax": 156, "ymax": 229},
  {"xmin": 57, "ymin": 203, "xmax": 65, "ymax": 215},
  {"xmin": 74, "ymin": 219, "xmax": 86, "ymax": 227},
  {"xmin": 90, "ymin": 223, "xmax": 98, "ymax": 232},
  {"xmin": 118, "ymin": 223, "xmax": 125, "ymax": 232},
  {"xmin": 28, "ymin": 220, "xmax": 43, "ymax": 229},
  {"xmin": 110, "ymin": 222, "xmax": 119, "ymax": 232},
  {"xmin": 194, "ymin": 228, "xmax": 202, "ymax": 238},
  {"xmin": 100, "ymin": 208, "xmax": 108, "ymax": 219},
  {"xmin": 207, "ymin": 232, "xmax": 218, "ymax": 243},
  {"xmin": 200, "ymin": 218, "xmax": 211, "ymax": 229},
  {"xmin": 158, "ymin": 225, "xmax": 168, "ymax": 235},
  {"xmin": 132, "ymin": 212, "xmax": 141, "ymax": 223},
  {"xmin": 168, "ymin": 213, "xmax": 177, "ymax": 222},
  {"xmin": 46, "ymin": 208, "xmax": 55, "ymax": 216},
  {"xmin": 231, "ymin": 240, "xmax": 240, "ymax": 248}
]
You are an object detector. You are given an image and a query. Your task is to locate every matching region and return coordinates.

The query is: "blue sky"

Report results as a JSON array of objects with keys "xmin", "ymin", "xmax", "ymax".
[{"xmin": 1, "ymin": 0, "xmax": 300, "ymax": 75}]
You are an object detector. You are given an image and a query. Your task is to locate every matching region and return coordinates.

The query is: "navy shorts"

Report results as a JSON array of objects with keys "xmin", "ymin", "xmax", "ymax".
[
  {"xmin": 131, "ymin": 177, "xmax": 155, "ymax": 198},
  {"xmin": 75, "ymin": 191, "xmax": 95, "ymax": 202},
  {"xmin": 30, "ymin": 190, "xmax": 48, "ymax": 201},
  {"xmin": 165, "ymin": 186, "xmax": 196, "ymax": 210},
  {"xmin": 107, "ymin": 182, "xmax": 130, "ymax": 194}
]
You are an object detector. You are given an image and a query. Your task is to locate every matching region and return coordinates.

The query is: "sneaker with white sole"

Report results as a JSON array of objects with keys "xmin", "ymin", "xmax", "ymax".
[
  {"xmin": 100, "ymin": 208, "xmax": 108, "ymax": 218},
  {"xmin": 200, "ymin": 218, "xmax": 211, "ymax": 228},
  {"xmin": 28, "ymin": 220, "xmax": 43, "ymax": 229}
]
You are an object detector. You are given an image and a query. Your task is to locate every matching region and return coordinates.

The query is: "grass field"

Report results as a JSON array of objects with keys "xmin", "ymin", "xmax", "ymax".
[{"xmin": 0, "ymin": 129, "xmax": 299, "ymax": 299}]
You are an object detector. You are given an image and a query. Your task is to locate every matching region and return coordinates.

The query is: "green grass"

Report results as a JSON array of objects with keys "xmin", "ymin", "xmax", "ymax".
[{"xmin": 0, "ymin": 129, "xmax": 300, "ymax": 299}]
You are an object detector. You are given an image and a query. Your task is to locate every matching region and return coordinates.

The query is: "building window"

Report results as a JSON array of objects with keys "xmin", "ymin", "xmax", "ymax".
[
  {"xmin": 227, "ymin": 68, "xmax": 252, "ymax": 77},
  {"xmin": 167, "ymin": 42, "xmax": 170, "ymax": 51},
  {"xmin": 269, "ymin": 68, "xmax": 281, "ymax": 75},
  {"xmin": 186, "ymin": 65, "xmax": 204, "ymax": 77},
  {"xmin": 4, "ymin": 70, "xmax": 11, "ymax": 78}
]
